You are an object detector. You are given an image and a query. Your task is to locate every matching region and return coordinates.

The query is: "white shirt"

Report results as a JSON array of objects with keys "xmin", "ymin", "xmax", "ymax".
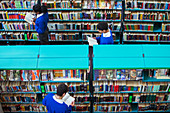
[
  {"xmin": 37, "ymin": 13, "xmax": 43, "ymax": 18},
  {"xmin": 53, "ymin": 95, "xmax": 64, "ymax": 104}
]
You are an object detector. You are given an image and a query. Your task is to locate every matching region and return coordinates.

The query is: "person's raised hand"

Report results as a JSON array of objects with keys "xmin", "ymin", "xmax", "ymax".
[{"xmin": 70, "ymin": 101, "xmax": 75, "ymax": 106}]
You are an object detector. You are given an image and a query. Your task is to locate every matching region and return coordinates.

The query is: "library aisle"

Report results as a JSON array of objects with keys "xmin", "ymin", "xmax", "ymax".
[{"xmin": 0, "ymin": 0, "xmax": 170, "ymax": 113}]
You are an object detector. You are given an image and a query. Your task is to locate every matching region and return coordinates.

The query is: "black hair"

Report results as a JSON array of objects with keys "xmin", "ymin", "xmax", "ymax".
[
  {"xmin": 57, "ymin": 83, "xmax": 68, "ymax": 96},
  {"xmin": 41, "ymin": 5, "xmax": 48, "ymax": 14},
  {"xmin": 33, "ymin": 4, "xmax": 42, "ymax": 13},
  {"xmin": 97, "ymin": 22, "xmax": 108, "ymax": 31}
]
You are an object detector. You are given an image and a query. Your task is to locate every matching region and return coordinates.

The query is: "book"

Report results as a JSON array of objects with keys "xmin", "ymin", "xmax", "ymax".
[
  {"xmin": 87, "ymin": 36, "xmax": 98, "ymax": 46},
  {"xmin": 62, "ymin": 93, "xmax": 75, "ymax": 106},
  {"xmin": 24, "ymin": 13, "xmax": 35, "ymax": 24}
]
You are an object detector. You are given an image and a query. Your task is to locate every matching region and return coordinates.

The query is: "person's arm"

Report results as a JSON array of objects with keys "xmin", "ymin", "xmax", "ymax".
[
  {"xmin": 34, "ymin": 19, "xmax": 46, "ymax": 34},
  {"xmin": 66, "ymin": 101, "xmax": 74, "ymax": 113},
  {"xmin": 42, "ymin": 95, "xmax": 47, "ymax": 106}
]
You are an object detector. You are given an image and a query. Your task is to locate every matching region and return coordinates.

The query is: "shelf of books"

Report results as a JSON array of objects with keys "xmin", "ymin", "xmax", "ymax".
[
  {"xmin": 123, "ymin": 0, "xmax": 170, "ymax": 44},
  {"xmin": 93, "ymin": 45, "xmax": 170, "ymax": 112},
  {"xmin": 0, "ymin": 0, "xmax": 122, "ymax": 44},
  {"xmin": 0, "ymin": 45, "xmax": 90, "ymax": 113}
]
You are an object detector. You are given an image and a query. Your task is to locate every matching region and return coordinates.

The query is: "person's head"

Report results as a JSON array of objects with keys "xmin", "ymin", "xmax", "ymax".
[
  {"xmin": 41, "ymin": 5, "xmax": 48, "ymax": 14},
  {"xmin": 97, "ymin": 22, "xmax": 109, "ymax": 33},
  {"xmin": 33, "ymin": 4, "xmax": 42, "ymax": 14},
  {"xmin": 57, "ymin": 83, "xmax": 68, "ymax": 98}
]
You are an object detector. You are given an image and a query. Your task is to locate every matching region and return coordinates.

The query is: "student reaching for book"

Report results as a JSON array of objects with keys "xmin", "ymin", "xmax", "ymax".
[
  {"xmin": 42, "ymin": 83, "xmax": 75, "ymax": 113},
  {"xmin": 94, "ymin": 22, "xmax": 114, "ymax": 45},
  {"xmin": 32, "ymin": 4, "xmax": 49, "ymax": 45}
]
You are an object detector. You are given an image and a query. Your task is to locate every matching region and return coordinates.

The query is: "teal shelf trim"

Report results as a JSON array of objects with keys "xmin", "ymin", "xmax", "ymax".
[
  {"xmin": 0, "ymin": 40, "xmax": 88, "ymax": 42},
  {"xmin": 48, "ymin": 8, "xmax": 81, "ymax": 11},
  {"xmin": 95, "ymin": 101, "xmax": 170, "ymax": 104},
  {"xmin": 124, "ymin": 20, "xmax": 170, "ymax": 23},
  {"xmin": 40, "ymin": 80, "xmax": 88, "ymax": 83},
  {"xmin": 162, "ymin": 31, "xmax": 170, "ymax": 33},
  {"xmin": 50, "ymin": 30, "xmax": 81, "ymax": 32},
  {"xmin": 49, "ymin": 20, "xmax": 121, "ymax": 22},
  {"xmin": 160, "ymin": 41, "xmax": 170, "ymax": 42},
  {"xmin": 1, "ymin": 102, "xmax": 39, "ymax": 104},
  {"xmin": 0, "ymin": 80, "xmax": 39, "ymax": 82},
  {"xmin": 0, "ymin": 30, "xmax": 36, "ymax": 32},
  {"xmin": 0, "ymin": 9, "xmax": 32, "ymax": 11},
  {"xmin": 0, "ymin": 19, "xmax": 121, "ymax": 22},
  {"xmin": 94, "ymin": 91, "xmax": 168, "ymax": 94},
  {"xmin": 124, "ymin": 30, "xmax": 162, "ymax": 33},
  {"xmin": 82, "ymin": 30, "xmax": 119, "ymax": 33},
  {"xmin": 93, "ymin": 111, "xmax": 137, "ymax": 113},
  {"xmin": 1, "ymin": 92, "xmax": 41, "ymax": 94},
  {"xmin": 138, "ymin": 111, "xmax": 170, "ymax": 112},
  {"xmin": 4, "ymin": 112, "xmax": 47, "ymax": 113},
  {"xmin": 143, "ymin": 78, "xmax": 170, "ymax": 82},
  {"xmin": 125, "ymin": 9, "xmax": 170, "ymax": 12},
  {"xmin": 123, "ymin": 40, "xmax": 159, "ymax": 43},
  {"xmin": 0, "ymin": 29, "xmax": 120, "ymax": 33},
  {"xmin": 82, "ymin": 8, "xmax": 122, "ymax": 10},
  {"xmin": 0, "ymin": 19, "xmax": 25, "ymax": 22},
  {"xmin": 46, "ymin": 91, "xmax": 90, "ymax": 94}
]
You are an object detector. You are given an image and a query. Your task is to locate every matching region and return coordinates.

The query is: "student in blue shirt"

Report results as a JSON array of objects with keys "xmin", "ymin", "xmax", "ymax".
[
  {"xmin": 32, "ymin": 4, "xmax": 49, "ymax": 45},
  {"xmin": 95, "ymin": 22, "xmax": 114, "ymax": 44},
  {"xmin": 42, "ymin": 83, "xmax": 74, "ymax": 113}
]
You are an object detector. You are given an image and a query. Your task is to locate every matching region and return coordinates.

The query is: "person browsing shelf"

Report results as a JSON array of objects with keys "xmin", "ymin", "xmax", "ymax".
[
  {"xmin": 32, "ymin": 4, "xmax": 49, "ymax": 45},
  {"xmin": 94, "ymin": 22, "xmax": 114, "ymax": 44},
  {"xmin": 42, "ymin": 83, "xmax": 74, "ymax": 113}
]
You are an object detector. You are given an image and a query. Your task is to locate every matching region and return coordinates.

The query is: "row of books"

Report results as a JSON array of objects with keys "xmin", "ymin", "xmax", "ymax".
[
  {"xmin": 0, "ymin": 0, "xmax": 36, "ymax": 9},
  {"xmin": 48, "ymin": 22, "xmax": 120, "ymax": 31},
  {"xmin": 0, "ymin": 12, "xmax": 26, "ymax": 20},
  {"xmin": 94, "ymin": 104, "xmax": 130, "ymax": 112},
  {"xmin": 123, "ymin": 33, "xmax": 159, "ymax": 41},
  {"xmin": 94, "ymin": 69, "xmax": 143, "ymax": 81},
  {"xmin": 94, "ymin": 94, "xmax": 170, "ymax": 103},
  {"xmin": 43, "ymin": 0, "xmax": 81, "ymax": 9},
  {"xmin": 0, "ymin": 32, "xmax": 39, "ymax": 40},
  {"xmin": 49, "ymin": 33, "xmax": 79, "ymax": 41},
  {"xmin": 162, "ymin": 24, "xmax": 170, "ymax": 31},
  {"xmin": 48, "ymin": 11, "xmax": 121, "ymax": 20},
  {"xmin": 94, "ymin": 83, "xmax": 169, "ymax": 92},
  {"xmin": 82, "ymin": 0, "xmax": 122, "ymax": 9},
  {"xmin": 124, "ymin": 24, "xmax": 154, "ymax": 31},
  {"xmin": 72, "ymin": 105, "xmax": 89, "ymax": 111},
  {"xmin": 0, "ymin": 70, "xmax": 87, "ymax": 81},
  {"xmin": 126, "ymin": 1, "xmax": 170, "ymax": 10},
  {"xmin": 44, "ymin": 83, "xmax": 89, "ymax": 92},
  {"xmin": 2, "ymin": 22, "xmax": 35, "ymax": 31},
  {"xmin": 124, "ymin": 33, "xmax": 170, "ymax": 42},
  {"xmin": 139, "ymin": 104, "xmax": 170, "ymax": 111},
  {"xmin": 125, "ymin": 12, "xmax": 170, "ymax": 21},
  {"xmin": 2, "ymin": 104, "xmax": 46, "ymax": 112},
  {"xmin": 0, "ymin": 82, "xmax": 41, "ymax": 93},
  {"xmin": 0, "ymin": 11, "xmax": 121, "ymax": 20},
  {"xmin": 1, "ymin": 22, "xmax": 120, "ymax": 31},
  {"xmin": 0, "ymin": 94, "xmax": 36, "ymax": 103},
  {"xmin": 41, "ymin": 70, "xmax": 87, "ymax": 81},
  {"xmin": 0, "ymin": 70, "xmax": 39, "ymax": 81}
]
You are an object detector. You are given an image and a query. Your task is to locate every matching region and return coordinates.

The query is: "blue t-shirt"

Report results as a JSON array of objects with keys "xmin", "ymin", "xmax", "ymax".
[
  {"xmin": 96, "ymin": 29, "xmax": 114, "ymax": 44},
  {"xmin": 35, "ymin": 12, "xmax": 49, "ymax": 34},
  {"xmin": 42, "ymin": 93, "xmax": 72, "ymax": 113}
]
